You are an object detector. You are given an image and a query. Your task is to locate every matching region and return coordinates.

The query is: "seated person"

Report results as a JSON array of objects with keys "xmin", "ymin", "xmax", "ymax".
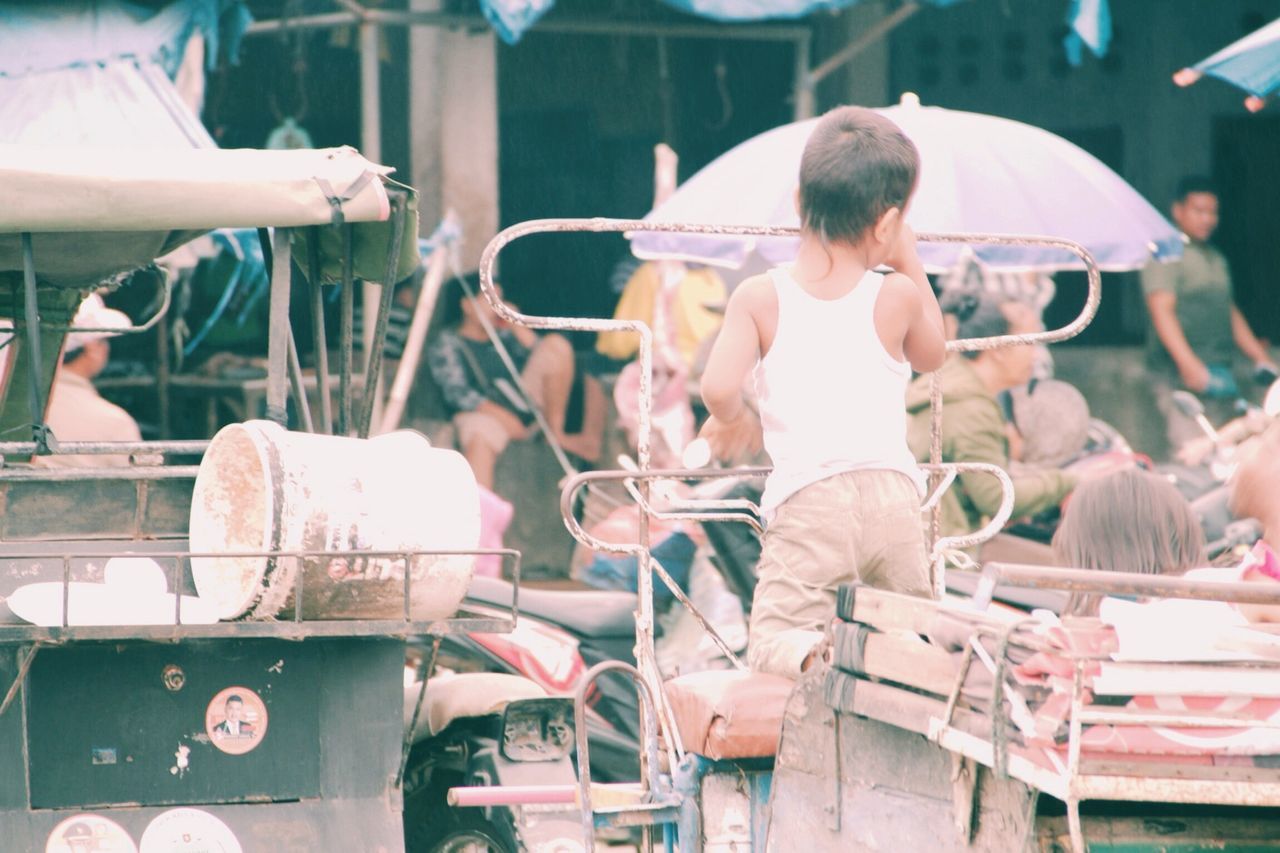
[
  {"xmin": 1052, "ymin": 469, "xmax": 1205, "ymax": 616},
  {"xmin": 906, "ymin": 291, "xmax": 1077, "ymax": 563},
  {"xmin": 1227, "ymin": 420, "xmax": 1280, "ymax": 624},
  {"xmin": 425, "ymin": 276, "xmax": 603, "ymax": 489},
  {"xmin": 35, "ymin": 293, "xmax": 141, "ymax": 468}
]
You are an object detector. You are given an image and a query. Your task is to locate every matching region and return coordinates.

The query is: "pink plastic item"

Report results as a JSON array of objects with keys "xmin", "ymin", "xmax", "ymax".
[{"xmin": 476, "ymin": 486, "xmax": 514, "ymax": 577}]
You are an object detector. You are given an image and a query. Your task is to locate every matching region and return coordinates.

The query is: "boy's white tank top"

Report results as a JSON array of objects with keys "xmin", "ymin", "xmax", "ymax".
[{"xmin": 753, "ymin": 265, "xmax": 925, "ymax": 518}]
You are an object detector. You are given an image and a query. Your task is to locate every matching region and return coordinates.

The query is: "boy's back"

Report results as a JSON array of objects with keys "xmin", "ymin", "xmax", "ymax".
[
  {"xmin": 749, "ymin": 262, "xmax": 925, "ymax": 516},
  {"xmin": 697, "ymin": 105, "xmax": 945, "ymax": 678}
]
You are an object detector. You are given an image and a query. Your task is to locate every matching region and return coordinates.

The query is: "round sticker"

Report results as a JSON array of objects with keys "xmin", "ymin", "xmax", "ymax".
[
  {"xmin": 46, "ymin": 814, "xmax": 138, "ymax": 853},
  {"xmin": 204, "ymin": 686, "xmax": 268, "ymax": 756},
  {"xmin": 140, "ymin": 809, "xmax": 242, "ymax": 853}
]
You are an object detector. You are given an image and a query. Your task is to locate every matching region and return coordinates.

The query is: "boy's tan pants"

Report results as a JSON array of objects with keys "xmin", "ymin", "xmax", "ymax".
[{"xmin": 747, "ymin": 469, "xmax": 933, "ymax": 678}]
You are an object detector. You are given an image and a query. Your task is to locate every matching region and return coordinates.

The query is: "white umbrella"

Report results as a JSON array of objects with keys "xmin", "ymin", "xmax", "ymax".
[{"xmin": 631, "ymin": 94, "xmax": 1182, "ymax": 272}]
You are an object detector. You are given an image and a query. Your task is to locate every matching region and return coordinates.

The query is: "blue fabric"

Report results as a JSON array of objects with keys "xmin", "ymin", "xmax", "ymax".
[
  {"xmin": 657, "ymin": 0, "xmax": 964, "ymax": 21},
  {"xmin": 1192, "ymin": 16, "xmax": 1280, "ymax": 99},
  {"xmin": 478, "ymin": 0, "xmax": 966, "ymax": 44},
  {"xmin": 0, "ymin": 0, "xmax": 250, "ymax": 80},
  {"xmin": 1063, "ymin": 0, "xmax": 1112, "ymax": 66},
  {"xmin": 581, "ymin": 532, "xmax": 699, "ymax": 604},
  {"xmin": 479, "ymin": 0, "xmax": 556, "ymax": 45}
]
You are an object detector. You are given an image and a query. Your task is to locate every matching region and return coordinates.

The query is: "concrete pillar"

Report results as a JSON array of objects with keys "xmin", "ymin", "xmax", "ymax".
[
  {"xmin": 817, "ymin": 1, "xmax": 893, "ymax": 110},
  {"xmin": 409, "ymin": 0, "xmax": 499, "ymax": 269}
]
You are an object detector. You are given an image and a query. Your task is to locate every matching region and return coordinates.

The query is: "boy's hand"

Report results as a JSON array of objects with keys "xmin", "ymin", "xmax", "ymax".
[
  {"xmin": 883, "ymin": 223, "xmax": 922, "ymax": 273},
  {"xmin": 697, "ymin": 409, "xmax": 762, "ymax": 465}
]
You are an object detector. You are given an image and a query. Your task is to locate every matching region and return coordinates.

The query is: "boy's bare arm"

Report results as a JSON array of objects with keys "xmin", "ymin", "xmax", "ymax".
[
  {"xmin": 698, "ymin": 279, "xmax": 767, "ymax": 462},
  {"xmin": 883, "ymin": 226, "xmax": 946, "ymax": 373},
  {"xmin": 700, "ymin": 280, "xmax": 764, "ymax": 421}
]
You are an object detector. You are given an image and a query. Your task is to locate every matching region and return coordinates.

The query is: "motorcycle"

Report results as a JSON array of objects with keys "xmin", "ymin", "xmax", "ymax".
[{"xmin": 400, "ymin": 664, "xmax": 583, "ymax": 853}]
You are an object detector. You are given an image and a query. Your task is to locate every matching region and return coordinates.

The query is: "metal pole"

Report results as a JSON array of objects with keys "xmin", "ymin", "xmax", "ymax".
[
  {"xmin": 248, "ymin": 9, "xmax": 811, "ymax": 43},
  {"xmin": 339, "ymin": 225, "xmax": 355, "ymax": 436},
  {"xmin": 805, "ymin": 1, "xmax": 920, "ymax": 88},
  {"xmin": 358, "ymin": 192, "xmax": 407, "ymax": 437},
  {"xmin": 360, "ymin": 20, "xmax": 385, "ymax": 430},
  {"xmin": 792, "ymin": 33, "xmax": 814, "ymax": 122},
  {"xmin": 264, "ymin": 227, "xmax": 293, "ymax": 426},
  {"xmin": 308, "ymin": 228, "xmax": 334, "ymax": 434},
  {"xmin": 360, "ymin": 21, "xmax": 382, "ymax": 163},
  {"xmin": 19, "ymin": 234, "xmax": 49, "ymax": 452},
  {"xmin": 287, "ymin": 328, "xmax": 315, "ymax": 433}
]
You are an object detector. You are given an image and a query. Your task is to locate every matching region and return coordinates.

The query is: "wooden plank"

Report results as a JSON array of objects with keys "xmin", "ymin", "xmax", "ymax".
[
  {"xmin": 843, "ymin": 585, "xmax": 1022, "ymax": 637},
  {"xmin": 832, "ymin": 624, "xmax": 961, "ymax": 698},
  {"xmin": 1080, "ymin": 760, "xmax": 1280, "ymax": 785},
  {"xmin": 1094, "ymin": 662, "xmax": 1280, "ymax": 697}
]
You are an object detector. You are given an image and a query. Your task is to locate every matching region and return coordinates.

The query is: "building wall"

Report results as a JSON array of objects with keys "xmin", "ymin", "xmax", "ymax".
[{"xmin": 889, "ymin": 0, "xmax": 1275, "ymax": 207}]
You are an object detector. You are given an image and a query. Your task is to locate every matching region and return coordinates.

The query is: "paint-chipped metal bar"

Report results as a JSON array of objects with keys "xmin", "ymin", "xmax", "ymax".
[
  {"xmin": 982, "ymin": 562, "xmax": 1280, "ymax": 604},
  {"xmin": 308, "ymin": 228, "xmax": 335, "ymax": 434},
  {"xmin": 358, "ymin": 191, "xmax": 407, "ymax": 438},
  {"xmin": 247, "ymin": 8, "xmax": 811, "ymax": 42},
  {"xmin": 0, "ymin": 549, "xmax": 521, "ymax": 643},
  {"xmin": 0, "ymin": 642, "xmax": 40, "ymax": 717},
  {"xmin": 0, "ymin": 440, "xmax": 207, "ymax": 455},
  {"xmin": 339, "ymin": 224, "xmax": 355, "ymax": 436},
  {"xmin": 397, "ymin": 635, "xmax": 441, "ymax": 788},
  {"xmin": 287, "ymin": 328, "xmax": 315, "ymax": 433},
  {"xmin": 922, "ymin": 462, "xmax": 1016, "ymax": 545},
  {"xmin": 573, "ymin": 660, "xmax": 674, "ymax": 853},
  {"xmin": 19, "ymin": 233, "xmax": 49, "ymax": 453},
  {"xmin": 0, "ymin": 466, "xmax": 199, "ymax": 481}
]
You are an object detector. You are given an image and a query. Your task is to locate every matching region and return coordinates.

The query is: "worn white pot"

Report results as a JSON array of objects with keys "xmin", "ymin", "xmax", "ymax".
[{"xmin": 189, "ymin": 420, "xmax": 480, "ymax": 621}]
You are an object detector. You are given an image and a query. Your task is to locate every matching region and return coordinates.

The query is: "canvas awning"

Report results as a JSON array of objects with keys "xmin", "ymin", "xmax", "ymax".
[{"xmin": 0, "ymin": 146, "xmax": 415, "ymax": 288}]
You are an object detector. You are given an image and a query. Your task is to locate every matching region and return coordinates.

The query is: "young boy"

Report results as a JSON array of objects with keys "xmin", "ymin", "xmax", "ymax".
[{"xmin": 699, "ymin": 106, "xmax": 947, "ymax": 678}]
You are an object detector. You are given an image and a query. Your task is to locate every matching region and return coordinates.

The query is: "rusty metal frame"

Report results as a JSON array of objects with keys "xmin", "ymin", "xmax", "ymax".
[
  {"xmin": 572, "ymin": 659, "xmax": 681, "ymax": 852},
  {"xmin": 0, "ymin": 547, "xmax": 521, "ymax": 644},
  {"xmin": 481, "ymin": 219, "xmax": 1102, "ymax": 845}
]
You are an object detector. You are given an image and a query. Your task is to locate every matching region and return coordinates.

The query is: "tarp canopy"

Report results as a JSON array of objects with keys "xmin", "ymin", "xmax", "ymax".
[
  {"xmin": 0, "ymin": 146, "xmax": 417, "ymax": 288},
  {"xmin": 480, "ymin": 0, "xmax": 1111, "ymax": 62},
  {"xmin": 1, "ymin": 59, "xmax": 216, "ymax": 148},
  {"xmin": 0, "ymin": 0, "xmax": 249, "ymax": 79}
]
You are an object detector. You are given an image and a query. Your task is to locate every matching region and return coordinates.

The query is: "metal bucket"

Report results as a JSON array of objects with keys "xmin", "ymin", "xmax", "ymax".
[{"xmin": 189, "ymin": 420, "xmax": 480, "ymax": 621}]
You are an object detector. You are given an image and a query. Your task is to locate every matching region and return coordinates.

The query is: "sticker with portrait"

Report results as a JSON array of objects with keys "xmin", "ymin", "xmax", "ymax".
[
  {"xmin": 46, "ymin": 814, "xmax": 138, "ymax": 853},
  {"xmin": 204, "ymin": 686, "xmax": 268, "ymax": 756},
  {"xmin": 140, "ymin": 808, "xmax": 242, "ymax": 853}
]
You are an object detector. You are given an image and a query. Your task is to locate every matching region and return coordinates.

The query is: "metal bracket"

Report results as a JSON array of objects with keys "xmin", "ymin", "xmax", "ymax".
[{"xmin": 0, "ymin": 643, "xmax": 41, "ymax": 718}]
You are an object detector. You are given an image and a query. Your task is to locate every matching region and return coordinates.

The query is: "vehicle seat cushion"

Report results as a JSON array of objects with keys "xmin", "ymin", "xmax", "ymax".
[
  {"xmin": 664, "ymin": 670, "xmax": 793, "ymax": 759},
  {"xmin": 408, "ymin": 672, "xmax": 547, "ymax": 740}
]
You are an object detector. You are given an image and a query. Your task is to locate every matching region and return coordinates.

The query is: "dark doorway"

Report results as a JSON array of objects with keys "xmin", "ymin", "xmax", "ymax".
[
  {"xmin": 495, "ymin": 31, "xmax": 796, "ymax": 324},
  {"xmin": 1213, "ymin": 115, "xmax": 1280, "ymax": 342}
]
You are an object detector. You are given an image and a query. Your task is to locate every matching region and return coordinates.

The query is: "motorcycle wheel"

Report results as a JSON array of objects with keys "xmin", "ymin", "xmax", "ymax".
[{"xmin": 415, "ymin": 810, "xmax": 515, "ymax": 853}]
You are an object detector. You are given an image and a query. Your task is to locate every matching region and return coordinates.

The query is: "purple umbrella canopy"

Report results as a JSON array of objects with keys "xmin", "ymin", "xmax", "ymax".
[{"xmin": 630, "ymin": 96, "xmax": 1183, "ymax": 273}]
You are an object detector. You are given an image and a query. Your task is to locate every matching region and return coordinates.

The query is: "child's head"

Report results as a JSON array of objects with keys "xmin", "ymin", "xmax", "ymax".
[
  {"xmin": 1053, "ymin": 468, "xmax": 1205, "ymax": 616},
  {"xmin": 940, "ymin": 289, "xmax": 1040, "ymax": 389},
  {"xmin": 798, "ymin": 106, "xmax": 919, "ymax": 256}
]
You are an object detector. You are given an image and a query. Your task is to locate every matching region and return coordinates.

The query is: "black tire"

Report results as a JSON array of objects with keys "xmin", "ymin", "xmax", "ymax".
[
  {"xmin": 421, "ymin": 809, "xmax": 515, "ymax": 853},
  {"xmin": 404, "ymin": 770, "xmax": 516, "ymax": 853}
]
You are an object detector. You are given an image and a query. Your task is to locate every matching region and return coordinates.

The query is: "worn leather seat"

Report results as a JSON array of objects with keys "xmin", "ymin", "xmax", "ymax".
[
  {"xmin": 664, "ymin": 670, "xmax": 794, "ymax": 760},
  {"xmin": 466, "ymin": 575, "xmax": 637, "ymax": 639}
]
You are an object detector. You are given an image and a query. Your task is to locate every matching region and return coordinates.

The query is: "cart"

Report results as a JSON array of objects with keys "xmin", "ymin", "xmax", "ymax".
[
  {"xmin": 0, "ymin": 146, "xmax": 575, "ymax": 853},
  {"xmin": 452, "ymin": 217, "xmax": 1280, "ymax": 852}
]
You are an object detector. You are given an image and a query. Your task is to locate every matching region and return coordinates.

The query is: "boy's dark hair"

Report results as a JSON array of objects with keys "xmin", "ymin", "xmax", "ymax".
[
  {"xmin": 940, "ymin": 290, "xmax": 1012, "ymax": 359},
  {"xmin": 799, "ymin": 106, "xmax": 919, "ymax": 246},
  {"xmin": 1174, "ymin": 175, "xmax": 1218, "ymax": 203}
]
